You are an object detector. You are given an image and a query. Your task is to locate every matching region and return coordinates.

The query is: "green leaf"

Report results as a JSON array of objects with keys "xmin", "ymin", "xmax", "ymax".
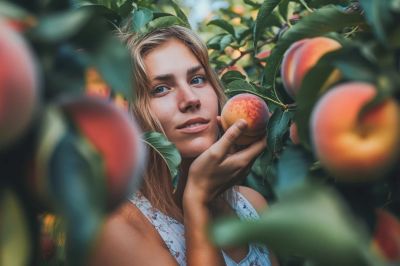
[
  {"xmin": 90, "ymin": 36, "xmax": 133, "ymax": 99},
  {"xmin": 0, "ymin": 189, "xmax": 32, "ymax": 266},
  {"xmin": 78, "ymin": 4, "xmax": 121, "ymax": 24},
  {"xmin": 207, "ymin": 34, "xmax": 224, "ymax": 50},
  {"xmin": 207, "ymin": 19, "xmax": 236, "ymax": 38},
  {"xmin": 359, "ymin": 0, "xmax": 393, "ymax": 45},
  {"xmin": 276, "ymin": 144, "xmax": 314, "ymax": 196},
  {"xmin": 49, "ymin": 132, "xmax": 105, "ymax": 266},
  {"xmin": 309, "ymin": 0, "xmax": 348, "ymax": 8},
  {"xmin": 331, "ymin": 46, "xmax": 378, "ymax": 82},
  {"xmin": 262, "ymin": 5, "xmax": 364, "ymax": 87},
  {"xmin": 278, "ymin": 0, "xmax": 290, "ymax": 19},
  {"xmin": 219, "ymin": 34, "xmax": 234, "ymax": 51},
  {"xmin": 221, "ymin": 70, "xmax": 247, "ymax": 85},
  {"xmin": 132, "ymin": 7, "xmax": 153, "ymax": 33},
  {"xmin": 167, "ymin": 0, "xmax": 190, "ymax": 26},
  {"xmin": 244, "ymin": 0, "xmax": 262, "ymax": 8},
  {"xmin": 30, "ymin": 8, "xmax": 92, "ymax": 43},
  {"xmin": 266, "ymin": 108, "xmax": 292, "ymax": 155},
  {"xmin": 253, "ymin": 0, "xmax": 282, "ymax": 51},
  {"xmin": 146, "ymin": 15, "xmax": 189, "ymax": 32},
  {"xmin": 211, "ymin": 183, "xmax": 385, "ymax": 266},
  {"xmin": 142, "ymin": 132, "xmax": 181, "ymax": 187},
  {"xmin": 0, "ymin": 1, "xmax": 31, "ymax": 20},
  {"xmin": 118, "ymin": 0, "xmax": 134, "ymax": 17},
  {"xmin": 224, "ymin": 79, "xmax": 261, "ymax": 98}
]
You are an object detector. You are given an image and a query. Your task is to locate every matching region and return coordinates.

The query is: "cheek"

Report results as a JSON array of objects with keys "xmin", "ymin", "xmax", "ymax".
[{"xmin": 149, "ymin": 99, "xmax": 173, "ymax": 130}]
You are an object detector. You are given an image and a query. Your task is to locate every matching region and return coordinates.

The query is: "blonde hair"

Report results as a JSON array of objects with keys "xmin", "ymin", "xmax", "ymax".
[{"xmin": 117, "ymin": 25, "xmax": 227, "ymax": 219}]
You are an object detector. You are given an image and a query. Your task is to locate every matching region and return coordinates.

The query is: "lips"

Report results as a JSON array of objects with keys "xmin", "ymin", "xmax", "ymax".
[{"xmin": 177, "ymin": 117, "xmax": 210, "ymax": 129}]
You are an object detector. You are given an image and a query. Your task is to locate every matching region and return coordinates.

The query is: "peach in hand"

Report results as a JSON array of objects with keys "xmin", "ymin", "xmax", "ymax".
[
  {"xmin": 281, "ymin": 37, "xmax": 341, "ymax": 99},
  {"xmin": 310, "ymin": 82, "xmax": 400, "ymax": 182},
  {"xmin": 221, "ymin": 93, "xmax": 270, "ymax": 145}
]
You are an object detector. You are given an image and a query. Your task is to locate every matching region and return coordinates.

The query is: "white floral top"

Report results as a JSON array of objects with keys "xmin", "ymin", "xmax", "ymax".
[{"xmin": 129, "ymin": 189, "xmax": 271, "ymax": 266}]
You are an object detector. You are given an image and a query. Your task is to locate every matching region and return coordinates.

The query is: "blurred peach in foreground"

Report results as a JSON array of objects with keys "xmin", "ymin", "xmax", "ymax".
[
  {"xmin": 0, "ymin": 18, "xmax": 40, "ymax": 149},
  {"xmin": 310, "ymin": 82, "xmax": 400, "ymax": 182}
]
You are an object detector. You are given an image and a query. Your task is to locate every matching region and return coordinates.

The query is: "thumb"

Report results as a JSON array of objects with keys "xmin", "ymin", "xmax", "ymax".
[{"xmin": 211, "ymin": 119, "xmax": 247, "ymax": 157}]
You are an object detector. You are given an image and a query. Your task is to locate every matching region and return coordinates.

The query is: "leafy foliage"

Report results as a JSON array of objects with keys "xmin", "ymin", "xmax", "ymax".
[{"xmin": 2, "ymin": 0, "xmax": 400, "ymax": 265}]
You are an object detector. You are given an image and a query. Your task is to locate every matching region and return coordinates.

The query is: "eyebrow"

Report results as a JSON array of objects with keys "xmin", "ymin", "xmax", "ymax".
[{"xmin": 151, "ymin": 65, "xmax": 204, "ymax": 83}]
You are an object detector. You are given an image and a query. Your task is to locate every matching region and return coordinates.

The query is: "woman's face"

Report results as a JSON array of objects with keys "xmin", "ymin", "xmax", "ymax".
[{"xmin": 144, "ymin": 38, "xmax": 219, "ymax": 158}]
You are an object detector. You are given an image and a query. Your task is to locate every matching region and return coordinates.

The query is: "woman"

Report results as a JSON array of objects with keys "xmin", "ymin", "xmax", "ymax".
[{"xmin": 89, "ymin": 25, "xmax": 277, "ymax": 266}]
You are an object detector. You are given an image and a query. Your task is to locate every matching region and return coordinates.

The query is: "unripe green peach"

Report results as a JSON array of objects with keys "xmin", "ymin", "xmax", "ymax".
[
  {"xmin": 221, "ymin": 93, "xmax": 270, "ymax": 145},
  {"xmin": 281, "ymin": 37, "xmax": 341, "ymax": 99},
  {"xmin": 0, "ymin": 18, "xmax": 40, "ymax": 149},
  {"xmin": 310, "ymin": 82, "xmax": 400, "ymax": 182}
]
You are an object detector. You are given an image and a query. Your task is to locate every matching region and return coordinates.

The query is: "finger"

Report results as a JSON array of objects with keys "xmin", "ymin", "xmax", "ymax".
[
  {"xmin": 216, "ymin": 116, "xmax": 222, "ymax": 126},
  {"xmin": 226, "ymin": 136, "xmax": 267, "ymax": 166},
  {"xmin": 209, "ymin": 119, "xmax": 248, "ymax": 159}
]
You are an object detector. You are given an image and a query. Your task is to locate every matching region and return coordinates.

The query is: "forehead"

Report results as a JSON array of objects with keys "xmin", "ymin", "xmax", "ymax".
[{"xmin": 143, "ymin": 38, "xmax": 202, "ymax": 78}]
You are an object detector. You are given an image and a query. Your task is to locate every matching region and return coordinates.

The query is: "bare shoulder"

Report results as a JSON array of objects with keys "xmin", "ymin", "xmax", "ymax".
[
  {"xmin": 237, "ymin": 186, "xmax": 268, "ymax": 214},
  {"xmin": 88, "ymin": 202, "xmax": 178, "ymax": 266}
]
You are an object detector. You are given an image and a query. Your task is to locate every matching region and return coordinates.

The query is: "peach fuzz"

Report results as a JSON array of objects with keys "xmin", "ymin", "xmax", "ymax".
[
  {"xmin": 221, "ymin": 93, "xmax": 270, "ymax": 145},
  {"xmin": 310, "ymin": 82, "xmax": 400, "ymax": 182},
  {"xmin": 0, "ymin": 18, "xmax": 39, "ymax": 149},
  {"xmin": 281, "ymin": 37, "xmax": 341, "ymax": 99},
  {"xmin": 60, "ymin": 97, "xmax": 146, "ymax": 209}
]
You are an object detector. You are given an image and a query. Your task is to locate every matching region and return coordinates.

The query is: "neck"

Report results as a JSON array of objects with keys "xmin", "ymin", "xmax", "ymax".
[{"xmin": 173, "ymin": 158, "xmax": 193, "ymax": 210}]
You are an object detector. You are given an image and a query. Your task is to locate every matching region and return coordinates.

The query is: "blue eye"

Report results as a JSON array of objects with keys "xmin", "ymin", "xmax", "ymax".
[
  {"xmin": 191, "ymin": 76, "xmax": 206, "ymax": 85},
  {"xmin": 151, "ymin": 85, "xmax": 169, "ymax": 96}
]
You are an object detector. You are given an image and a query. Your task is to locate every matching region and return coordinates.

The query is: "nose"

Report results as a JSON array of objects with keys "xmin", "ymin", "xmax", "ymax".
[{"xmin": 178, "ymin": 85, "xmax": 201, "ymax": 112}]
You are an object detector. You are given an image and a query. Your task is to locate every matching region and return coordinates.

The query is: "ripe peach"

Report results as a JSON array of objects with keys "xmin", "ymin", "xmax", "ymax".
[
  {"xmin": 310, "ymin": 82, "xmax": 400, "ymax": 182},
  {"xmin": 371, "ymin": 209, "xmax": 400, "ymax": 262},
  {"xmin": 281, "ymin": 37, "xmax": 341, "ymax": 99},
  {"xmin": 289, "ymin": 122, "xmax": 300, "ymax": 145},
  {"xmin": 221, "ymin": 93, "xmax": 270, "ymax": 145},
  {"xmin": 255, "ymin": 50, "xmax": 271, "ymax": 67},
  {"xmin": 34, "ymin": 97, "xmax": 146, "ymax": 210},
  {"xmin": 0, "ymin": 18, "xmax": 40, "ymax": 149}
]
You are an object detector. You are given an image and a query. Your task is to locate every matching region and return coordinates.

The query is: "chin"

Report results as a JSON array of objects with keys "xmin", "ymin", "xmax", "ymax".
[{"xmin": 178, "ymin": 137, "xmax": 216, "ymax": 159}]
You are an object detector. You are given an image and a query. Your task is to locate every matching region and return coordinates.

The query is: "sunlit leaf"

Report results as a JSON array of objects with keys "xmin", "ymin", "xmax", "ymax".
[
  {"xmin": 207, "ymin": 19, "xmax": 236, "ymax": 38},
  {"xmin": 167, "ymin": 0, "xmax": 190, "ymax": 26},
  {"xmin": 142, "ymin": 132, "xmax": 181, "ymax": 187}
]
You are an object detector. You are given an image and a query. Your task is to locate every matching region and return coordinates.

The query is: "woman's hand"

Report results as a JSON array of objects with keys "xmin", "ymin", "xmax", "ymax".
[{"xmin": 183, "ymin": 119, "xmax": 267, "ymax": 206}]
